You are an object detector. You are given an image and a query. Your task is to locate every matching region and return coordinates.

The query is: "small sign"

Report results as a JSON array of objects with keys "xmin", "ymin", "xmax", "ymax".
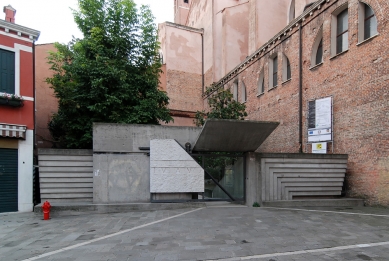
[{"xmin": 312, "ymin": 142, "xmax": 327, "ymax": 154}]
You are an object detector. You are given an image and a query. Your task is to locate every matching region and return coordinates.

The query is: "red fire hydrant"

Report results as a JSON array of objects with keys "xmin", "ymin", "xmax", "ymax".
[{"xmin": 42, "ymin": 201, "xmax": 51, "ymax": 220}]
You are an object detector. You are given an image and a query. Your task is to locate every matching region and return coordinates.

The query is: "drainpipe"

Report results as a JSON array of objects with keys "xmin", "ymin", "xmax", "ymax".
[
  {"xmin": 201, "ymin": 30, "xmax": 204, "ymax": 94},
  {"xmin": 33, "ymin": 42, "xmax": 36, "ymax": 157},
  {"xmin": 299, "ymin": 25, "xmax": 303, "ymax": 153}
]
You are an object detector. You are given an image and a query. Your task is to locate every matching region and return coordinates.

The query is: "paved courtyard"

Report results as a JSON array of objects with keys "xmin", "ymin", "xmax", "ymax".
[{"xmin": 1, "ymin": 204, "xmax": 389, "ymax": 261}]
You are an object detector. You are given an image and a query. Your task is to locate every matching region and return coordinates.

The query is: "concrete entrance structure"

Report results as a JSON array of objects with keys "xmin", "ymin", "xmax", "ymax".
[
  {"xmin": 89, "ymin": 120, "xmax": 355, "ymax": 207},
  {"xmin": 92, "ymin": 123, "xmax": 200, "ymax": 203}
]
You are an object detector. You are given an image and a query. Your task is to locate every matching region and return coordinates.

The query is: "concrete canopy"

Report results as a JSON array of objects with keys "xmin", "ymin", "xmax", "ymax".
[{"xmin": 192, "ymin": 119, "xmax": 279, "ymax": 152}]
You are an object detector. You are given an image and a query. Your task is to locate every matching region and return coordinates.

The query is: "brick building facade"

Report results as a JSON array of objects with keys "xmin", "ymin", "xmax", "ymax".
[{"xmin": 161, "ymin": 0, "xmax": 389, "ymax": 205}]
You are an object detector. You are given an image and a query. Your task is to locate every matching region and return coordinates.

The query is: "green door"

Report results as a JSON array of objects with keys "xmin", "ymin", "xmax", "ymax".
[{"xmin": 0, "ymin": 148, "xmax": 18, "ymax": 213}]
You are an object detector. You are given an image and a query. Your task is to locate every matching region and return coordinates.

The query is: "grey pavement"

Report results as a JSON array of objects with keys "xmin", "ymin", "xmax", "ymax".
[{"xmin": 1, "ymin": 204, "xmax": 389, "ymax": 261}]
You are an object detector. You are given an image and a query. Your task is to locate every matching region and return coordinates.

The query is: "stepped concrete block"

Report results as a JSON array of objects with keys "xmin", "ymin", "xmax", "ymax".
[
  {"xmin": 289, "ymin": 191, "xmax": 342, "ymax": 199},
  {"xmin": 278, "ymin": 182, "xmax": 343, "ymax": 200}
]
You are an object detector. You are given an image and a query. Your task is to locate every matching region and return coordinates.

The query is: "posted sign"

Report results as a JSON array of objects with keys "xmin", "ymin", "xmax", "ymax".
[{"xmin": 308, "ymin": 97, "xmax": 332, "ymax": 142}]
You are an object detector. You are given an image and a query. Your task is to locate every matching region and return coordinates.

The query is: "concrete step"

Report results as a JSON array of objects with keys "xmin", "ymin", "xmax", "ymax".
[
  {"xmin": 262, "ymin": 198, "xmax": 364, "ymax": 208},
  {"xmin": 34, "ymin": 202, "xmax": 209, "ymax": 215}
]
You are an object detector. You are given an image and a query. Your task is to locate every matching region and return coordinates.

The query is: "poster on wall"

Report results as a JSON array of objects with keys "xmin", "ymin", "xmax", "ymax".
[{"xmin": 308, "ymin": 97, "xmax": 332, "ymax": 142}]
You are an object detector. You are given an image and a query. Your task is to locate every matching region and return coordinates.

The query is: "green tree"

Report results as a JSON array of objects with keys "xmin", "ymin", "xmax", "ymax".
[
  {"xmin": 194, "ymin": 87, "xmax": 247, "ymax": 127},
  {"xmin": 47, "ymin": 0, "xmax": 172, "ymax": 149}
]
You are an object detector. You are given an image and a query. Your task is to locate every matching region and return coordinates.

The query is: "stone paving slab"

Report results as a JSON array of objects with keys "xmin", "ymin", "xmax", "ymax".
[{"xmin": 1, "ymin": 206, "xmax": 389, "ymax": 261}]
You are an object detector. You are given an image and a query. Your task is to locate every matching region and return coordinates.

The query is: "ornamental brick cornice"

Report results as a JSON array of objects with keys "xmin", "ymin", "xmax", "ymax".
[{"xmin": 203, "ymin": 0, "xmax": 336, "ymax": 98}]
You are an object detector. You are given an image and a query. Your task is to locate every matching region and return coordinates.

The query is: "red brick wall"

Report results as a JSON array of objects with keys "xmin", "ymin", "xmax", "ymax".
[
  {"xmin": 204, "ymin": 0, "xmax": 389, "ymax": 205},
  {"xmin": 166, "ymin": 69, "xmax": 203, "ymax": 112}
]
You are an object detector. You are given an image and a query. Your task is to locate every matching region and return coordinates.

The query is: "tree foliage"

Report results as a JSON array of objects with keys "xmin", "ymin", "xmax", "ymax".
[
  {"xmin": 194, "ymin": 88, "xmax": 248, "ymax": 127},
  {"xmin": 47, "ymin": 0, "xmax": 172, "ymax": 149}
]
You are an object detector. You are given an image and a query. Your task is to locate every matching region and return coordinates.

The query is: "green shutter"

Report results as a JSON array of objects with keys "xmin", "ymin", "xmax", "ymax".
[
  {"xmin": 0, "ymin": 49, "xmax": 15, "ymax": 94},
  {"xmin": 0, "ymin": 148, "xmax": 18, "ymax": 213}
]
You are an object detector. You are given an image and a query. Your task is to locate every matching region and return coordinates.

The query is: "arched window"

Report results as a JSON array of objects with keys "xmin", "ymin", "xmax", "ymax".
[
  {"xmin": 331, "ymin": 4, "xmax": 349, "ymax": 56},
  {"xmin": 282, "ymin": 54, "xmax": 291, "ymax": 82},
  {"xmin": 233, "ymin": 81, "xmax": 238, "ymax": 101},
  {"xmin": 358, "ymin": 2, "xmax": 378, "ymax": 42},
  {"xmin": 258, "ymin": 69, "xmax": 265, "ymax": 95},
  {"xmin": 311, "ymin": 27, "xmax": 323, "ymax": 66},
  {"xmin": 241, "ymin": 81, "xmax": 247, "ymax": 103},
  {"xmin": 269, "ymin": 54, "xmax": 278, "ymax": 88}
]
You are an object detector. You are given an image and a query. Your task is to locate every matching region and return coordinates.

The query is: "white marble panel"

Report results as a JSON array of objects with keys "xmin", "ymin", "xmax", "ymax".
[{"xmin": 150, "ymin": 139, "xmax": 204, "ymax": 193}]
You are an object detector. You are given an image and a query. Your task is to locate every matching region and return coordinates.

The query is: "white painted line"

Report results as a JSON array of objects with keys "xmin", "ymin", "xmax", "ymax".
[
  {"xmin": 21, "ymin": 207, "xmax": 204, "ymax": 261},
  {"xmin": 206, "ymin": 241, "xmax": 389, "ymax": 261},
  {"xmin": 261, "ymin": 207, "xmax": 389, "ymax": 217}
]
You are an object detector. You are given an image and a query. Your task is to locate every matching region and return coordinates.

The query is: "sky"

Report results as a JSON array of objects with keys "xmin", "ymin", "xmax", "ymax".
[{"xmin": 4, "ymin": 0, "xmax": 174, "ymax": 44}]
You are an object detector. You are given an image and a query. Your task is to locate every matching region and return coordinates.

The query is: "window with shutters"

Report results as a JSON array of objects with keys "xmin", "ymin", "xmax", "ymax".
[{"xmin": 0, "ymin": 49, "xmax": 15, "ymax": 94}]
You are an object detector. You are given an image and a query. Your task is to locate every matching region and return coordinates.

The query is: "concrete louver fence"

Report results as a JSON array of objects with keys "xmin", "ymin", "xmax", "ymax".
[
  {"xmin": 38, "ymin": 149, "xmax": 93, "ymax": 203},
  {"xmin": 260, "ymin": 154, "xmax": 348, "ymax": 201}
]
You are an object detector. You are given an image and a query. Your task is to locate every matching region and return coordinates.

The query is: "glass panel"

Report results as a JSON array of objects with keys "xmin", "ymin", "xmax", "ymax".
[
  {"xmin": 365, "ymin": 4, "xmax": 373, "ymax": 17},
  {"xmin": 273, "ymin": 57, "xmax": 278, "ymax": 73},
  {"xmin": 336, "ymin": 32, "xmax": 348, "ymax": 54},
  {"xmin": 273, "ymin": 73, "xmax": 277, "ymax": 87},
  {"xmin": 342, "ymin": 31, "xmax": 348, "ymax": 52},
  {"xmin": 315, "ymin": 39, "xmax": 323, "ymax": 64},
  {"xmin": 287, "ymin": 58, "xmax": 291, "ymax": 79},
  {"xmin": 261, "ymin": 78, "xmax": 265, "ymax": 93},
  {"xmin": 201, "ymin": 155, "xmax": 244, "ymax": 200},
  {"xmin": 365, "ymin": 15, "xmax": 377, "ymax": 39},
  {"xmin": 337, "ymin": 9, "xmax": 348, "ymax": 35}
]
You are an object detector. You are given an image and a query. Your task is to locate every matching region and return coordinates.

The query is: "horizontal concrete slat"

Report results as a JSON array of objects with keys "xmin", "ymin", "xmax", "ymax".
[
  {"xmin": 41, "ymin": 188, "xmax": 93, "ymax": 193},
  {"xmin": 40, "ymin": 193, "xmax": 93, "ymax": 199},
  {"xmin": 39, "ymin": 167, "xmax": 93, "ymax": 173},
  {"xmin": 290, "ymin": 191, "xmax": 342, "ymax": 197},
  {"xmin": 39, "ymin": 178, "xmax": 93, "ymax": 183},
  {"xmin": 267, "ymin": 168, "xmax": 347, "ymax": 173},
  {"xmin": 40, "ymin": 173, "xmax": 92, "ymax": 178},
  {"xmin": 39, "ymin": 150, "xmax": 93, "ymax": 203},
  {"xmin": 40, "ymin": 198, "xmax": 93, "ymax": 203},
  {"xmin": 39, "ymin": 161, "xmax": 93, "ymax": 167},
  {"xmin": 282, "ymin": 182, "xmax": 344, "ymax": 187},
  {"xmin": 40, "ymin": 183, "xmax": 93, "ymax": 188},
  {"xmin": 264, "ymin": 158, "xmax": 348, "ymax": 164},
  {"xmin": 266, "ymin": 163, "xmax": 348, "ymax": 169},
  {"xmin": 277, "ymin": 178, "xmax": 345, "ymax": 182},
  {"xmin": 38, "ymin": 155, "xmax": 93, "ymax": 162}
]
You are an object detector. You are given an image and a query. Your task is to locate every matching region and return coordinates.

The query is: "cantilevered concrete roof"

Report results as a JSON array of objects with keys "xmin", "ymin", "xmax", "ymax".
[{"xmin": 192, "ymin": 119, "xmax": 279, "ymax": 152}]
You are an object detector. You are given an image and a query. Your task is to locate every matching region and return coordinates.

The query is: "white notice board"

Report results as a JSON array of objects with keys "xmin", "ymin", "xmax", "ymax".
[{"xmin": 308, "ymin": 97, "xmax": 332, "ymax": 142}]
